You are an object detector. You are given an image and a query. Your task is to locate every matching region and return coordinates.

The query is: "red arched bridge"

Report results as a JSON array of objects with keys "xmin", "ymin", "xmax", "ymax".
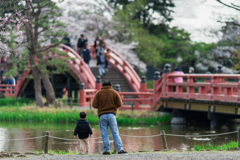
[
  {"xmin": 1, "ymin": 44, "xmax": 240, "ymax": 126},
  {"xmin": 0, "ymin": 44, "xmax": 140, "ymax": 99}
]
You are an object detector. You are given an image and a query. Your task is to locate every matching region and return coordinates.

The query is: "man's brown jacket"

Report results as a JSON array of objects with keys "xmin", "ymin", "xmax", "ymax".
[{"xmin": 92, "ymin": 86, "xmax": 122, "ymax": 117}]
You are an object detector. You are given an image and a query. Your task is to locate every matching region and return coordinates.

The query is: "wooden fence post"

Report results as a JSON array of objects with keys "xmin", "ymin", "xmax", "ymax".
[
  {"xmin": 44, "ymin": 132, "xmax": 49, "ymax": 154},
  {"xmin": 160, "ymin": 130, "xmax": 168, "ymax": 150},
  {"xmin": 238, "ymin": 128, "xmax": 240, "ymax": 148}
]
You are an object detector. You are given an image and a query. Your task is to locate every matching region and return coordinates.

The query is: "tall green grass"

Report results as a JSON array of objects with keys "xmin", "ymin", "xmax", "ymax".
[
  {"xmin": 0, "ymin": 108, "xmax": 170, "ymax": 125},
  {"xmin": 193, "ymin": 141, "xmax": 238, "ymax": 151},
  {"xmin": 0, "ymin": 97, "xmax": 34, "ymax": 107}
]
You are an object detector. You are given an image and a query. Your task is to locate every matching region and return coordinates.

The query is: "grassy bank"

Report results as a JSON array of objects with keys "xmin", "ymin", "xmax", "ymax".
[
  {"xmin": 193, "ymin": 141, "xmax": 238, "ymax": 151},
  {"xmin": 0, "ymin": 97, "xmax": 34, "ymax": 107},
  {"xmin": 0, "ymin": 107, "xmax": 170, "ymax": 125}
]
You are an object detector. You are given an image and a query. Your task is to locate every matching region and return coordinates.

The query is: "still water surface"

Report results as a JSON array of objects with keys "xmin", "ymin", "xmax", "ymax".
[{"xmin": 0, "ymin": 122, "xmax": 238, "ymax": 153}]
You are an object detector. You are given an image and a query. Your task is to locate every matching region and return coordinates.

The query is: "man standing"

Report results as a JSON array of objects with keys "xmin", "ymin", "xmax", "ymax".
[
  {"xmin": 92, "ymin": 81, "xmax": 127, "ymax": 155},
  {"xmin": 77, "ymin": 34, "xmax": 88, "ymax": 56}
]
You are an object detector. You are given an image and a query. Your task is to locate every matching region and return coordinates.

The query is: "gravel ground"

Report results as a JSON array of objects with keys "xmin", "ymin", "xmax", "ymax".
[{"xmin": 2, "ymin": 151, "xmax": 240, "ymax": 160}]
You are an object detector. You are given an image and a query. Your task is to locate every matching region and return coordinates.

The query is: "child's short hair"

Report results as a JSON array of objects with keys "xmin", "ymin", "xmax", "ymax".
[{"xmin": 80, "ymin": 111, "xmax": 87, "ymax": 118}]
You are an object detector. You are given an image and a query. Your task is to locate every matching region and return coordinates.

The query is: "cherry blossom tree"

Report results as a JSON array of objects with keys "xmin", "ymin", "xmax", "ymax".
[
  {"xmin": 0, "ymin": 0, "xmax": 67, "ymax": 107},
  {"xmin": 56, "ymin": 0, "xmax": 147, "ymax": 73}
]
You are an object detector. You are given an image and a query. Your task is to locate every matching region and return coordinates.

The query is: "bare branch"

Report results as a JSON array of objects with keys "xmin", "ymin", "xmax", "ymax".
[{"xmin": 216, "ymin": 0, "xmax": 240, "ymax": 11}]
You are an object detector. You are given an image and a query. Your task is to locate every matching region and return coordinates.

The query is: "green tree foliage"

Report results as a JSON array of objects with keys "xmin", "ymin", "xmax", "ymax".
[
  {"xmin": 108, "ymin": 0, "xmax": 175, "ymax": 31},
  {"xmin": 113, "ymin": 0, "xmax": 213, "ymax": 69},
  {"xmin": 0, "ymin": 0, "xmax": 70, "ymax": 107}
]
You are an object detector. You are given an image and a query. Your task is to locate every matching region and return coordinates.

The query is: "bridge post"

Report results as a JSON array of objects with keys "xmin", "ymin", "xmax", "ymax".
[
  {"xmin": 67, "ymin": 74, "xmax": 72, "ymax": 103},
  {"xmin": 115, "ymin": 84, "xmax": 121, "ymax": 92},
  {"xmin": 79, "ymin": 83, "xmax": 86, "ymax": 107},
  {"xmin": 216, "ymin": 65, "xmax": 225, "ymax": 94},
  {"xmin": 238, "ymin": 77, "xmax": 240, "ymax": 102},
  {"xmin": 140, "ymin": 76, "xmax": 147, "ymax": 105},
  {"xmin": 162, "ymin": 64, "xmax": 171, "ymax": 98},
  {"xmin": 115, "ymin": 84, "xmax": 124, "ymax": 109},
  {"xmin": 96, "ymin": 76, "xmax": 101, "ymax": 91},
  {"xmin": 153, "ymin": 71, "xmax": 161, "ymax": 107},
  {"xmin": 187, "ymin": 75, "xmax": 194, "ymax": 99}
]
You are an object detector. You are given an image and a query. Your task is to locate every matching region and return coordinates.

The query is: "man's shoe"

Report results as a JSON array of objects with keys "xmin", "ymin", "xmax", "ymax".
[
  {"xmin": 78, "ymin": 152, "xmax": 83, "ymax": 155},
  {"xmin": 102, "ymin": 151, "xmax": 110, "ymax": 155},
  {"xmin": 118, "ymin": 150, "xmax": 127, "ymax": 154},
  {"xmin": 85, "ymin": 151, "xmax": 89, "ymax": 154}
]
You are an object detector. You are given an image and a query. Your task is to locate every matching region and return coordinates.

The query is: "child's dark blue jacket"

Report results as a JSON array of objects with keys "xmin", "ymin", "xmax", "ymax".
[{"xmin": 74, "ymin": 119, "xmax": 92, "ymax": 139}]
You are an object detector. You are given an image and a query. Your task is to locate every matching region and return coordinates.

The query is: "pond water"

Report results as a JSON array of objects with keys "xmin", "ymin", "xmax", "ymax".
[{"xmin": 0, "ymin": 122, "xmax": 239, "ymax": 153}]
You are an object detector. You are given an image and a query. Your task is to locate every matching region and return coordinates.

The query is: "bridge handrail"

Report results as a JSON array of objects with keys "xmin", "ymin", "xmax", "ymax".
[
  {"xmin": 168, "ymin": 74, "xmax": 240, "ymax": 79},
  {"xmin": 89, "ymin": 45, "xmax": 140, "ymax": 92},
  {"xmin": 108, "ymin": 47, "xmax": 140, "ymax": 92},
  {"xmin": 58, "ymin": 44, "xmax": 96, "ymax": 89},
  {"xmin": 154, "ymin": 73, "xmax": 240, "ymax": 104}
]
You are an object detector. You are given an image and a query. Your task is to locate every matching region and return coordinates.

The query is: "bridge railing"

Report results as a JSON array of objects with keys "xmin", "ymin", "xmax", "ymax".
[
  {"xmin": 79, "ymin": 81, "xmax": 153, "ymax": 110},
  {"xmin": 0, "ymin": 70, "xmax": 30, "ymax": 97},
  {"xmin": 155, "ymin": 73, "xmax": 240, "ymax": 103},
  {"xmin": 89, "ymin": 45, "xmax": 141, "ymax": 92}
]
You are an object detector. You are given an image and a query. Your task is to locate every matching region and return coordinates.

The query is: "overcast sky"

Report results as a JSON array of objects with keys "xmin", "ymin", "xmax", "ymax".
[
  {"xmin": 171, "ymin": 0, "xmax": 240, "ymax": 43},
  {"xmin": 56, "ymin": 0, "xmax": 240, "ymax": 43}
]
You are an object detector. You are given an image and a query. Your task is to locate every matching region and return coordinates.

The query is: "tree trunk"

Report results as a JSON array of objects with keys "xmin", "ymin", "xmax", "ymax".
[
  {"xmin": 29, "ymin": 54, "xmax": 43, "ymax": 107},
  {"xmin": 41, "ymin": 73, "xmax": 56, "ymax": 105}
]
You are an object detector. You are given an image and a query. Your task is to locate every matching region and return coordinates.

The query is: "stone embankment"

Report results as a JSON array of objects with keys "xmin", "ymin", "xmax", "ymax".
[{"xmin": 2, "ymin": 151, "xmax": 240, "ymax": 160}]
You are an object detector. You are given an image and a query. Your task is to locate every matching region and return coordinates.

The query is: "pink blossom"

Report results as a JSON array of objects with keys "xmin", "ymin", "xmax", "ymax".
[
  {"xmin": 4, "ymin": 57, "xmax": 7, "ymax": 62},
  {"xmin": 23, "ymin": 19, "xmax": 28, "ymax": 23},
  {"xmin": 19, "ymin": 55, "xmax": 22, "ymax": 58},
  {"xmin": 10, "ymin": 19, "xmax": 16, "ymax": 23},
  {"xmin": 16, "ymin": 12, "xmax": 21, "ymax": 17},
  {"xmin": 16, "ymin": 24, "xmax": 21, "ymax": 30},
  {"xmin": 3, "ymin": 17, "xmax": 8, "ymax": 23},
  {"xmin": 18, "ymin": 31, "xmax": 23, "ymax": 36}
]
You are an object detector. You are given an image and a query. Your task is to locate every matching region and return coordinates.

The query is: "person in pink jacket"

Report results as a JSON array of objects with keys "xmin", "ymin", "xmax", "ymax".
[
  {"xmin": 172, "ymin": 67, "xmax": 184, "ymax": 92},
  {"xmin": 173, "ymin": 67, "xmax": 184, "ymax": 83}
]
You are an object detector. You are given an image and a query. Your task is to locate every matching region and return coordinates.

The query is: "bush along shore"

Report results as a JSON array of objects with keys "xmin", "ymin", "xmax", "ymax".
[
  {"xmin": 193, "ymin": 141, "xmax": 239, "ymax": 151},
  {"xmin": 0, "ymin": 107, "xmax": 171, "ymax": 125},
  {"xmin": 0, "ymin": 97, "xmax": 34, "ymax": 107}
]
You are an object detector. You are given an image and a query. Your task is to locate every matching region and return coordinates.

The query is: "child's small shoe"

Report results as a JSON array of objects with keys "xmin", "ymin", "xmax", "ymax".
[
  {"xmin": 85, "ymin": 151, "xmax": 89, "ymax": 154},
  {"xmin": 78, "ymin": 152, "xmax": 83, "ymax": 155}
]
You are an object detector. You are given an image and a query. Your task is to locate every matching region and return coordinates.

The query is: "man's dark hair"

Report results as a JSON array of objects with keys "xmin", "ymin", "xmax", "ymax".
[
  {"xmin": 102, "ymin": 81, "xmax": 112, "ymax": 86},
  {"xmin": 80, "ymin": 111, "xmax": 87, "ymax": 118},
  {"xmin": 81, "ymin": 34, "xmax": 84, "ymax": 37},
  {"xmin": 107, "ymin": 49, "xmax": 110, "ymax": 52}
]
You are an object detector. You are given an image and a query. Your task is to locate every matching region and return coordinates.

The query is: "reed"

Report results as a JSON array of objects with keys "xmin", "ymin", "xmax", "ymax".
[
  {"xmin": 0, "ymin": 97, "xmax": 34, "ymax": 107},
  {"xmin": 0, "ymin": 107, "xmax": 170, "ymax": 125},
  {"xmin": 193, "ymin": 141, "xmax": 238, "ymax": 151}
]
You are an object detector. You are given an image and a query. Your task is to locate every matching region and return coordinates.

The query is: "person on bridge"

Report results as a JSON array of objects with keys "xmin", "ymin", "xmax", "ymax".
[
  {"xmin": 62, "ymin": 33, "xmax": 71, "ymax": 47},
  {"xmin": 97, "ymin": 52, "xmax": 105, "ymax": 77},
  {"xmin": 97, "ymin": 38, "xmax": 107, "ymax": 56},
  {"xmin": 83, "ymin": 44, "xmax": 91, "ymax": 67},
  {"xmin": 77, "ymin": 34, "xmax": 88, "ymax": 56},
  {"xmin": 189, "ymin": 67, "xmax": 197, "ymax": 83},
  {"xmin": 172, "ymin": 67, "xmax": 184, "ymax": 92},
  {"xmin": 92, "ymin": 81, "xmax": 127, "ymax": 155},
  {"xmin": 94, "ymin": 36, "xmax": 100, "ymax": 57},
  {"xmin": 104, "ymin": 49, "xmax": 110, "ymax": 71}
]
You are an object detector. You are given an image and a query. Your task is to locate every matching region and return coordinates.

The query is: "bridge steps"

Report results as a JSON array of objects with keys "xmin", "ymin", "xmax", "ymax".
[{"xmin": 90, "ymin": 67, "xmax": 133, "ymax": 92}]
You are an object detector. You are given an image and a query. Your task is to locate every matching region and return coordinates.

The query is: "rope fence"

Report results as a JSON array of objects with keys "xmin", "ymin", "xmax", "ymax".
[{"xmin": 0, "ymin": 129, "xmax": 239, "ymax": 153}]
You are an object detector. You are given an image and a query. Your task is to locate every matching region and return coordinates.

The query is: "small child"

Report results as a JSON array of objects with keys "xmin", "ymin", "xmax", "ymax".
[{"xmin": 74, "ymin": 111, "xmax": 93, "ymax": 154}]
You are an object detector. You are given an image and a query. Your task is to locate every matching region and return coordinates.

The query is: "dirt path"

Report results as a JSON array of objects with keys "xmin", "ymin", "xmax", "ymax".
[{"xmin": 3, "ymin": 151, "xmax": 240, "ymax": 160}]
